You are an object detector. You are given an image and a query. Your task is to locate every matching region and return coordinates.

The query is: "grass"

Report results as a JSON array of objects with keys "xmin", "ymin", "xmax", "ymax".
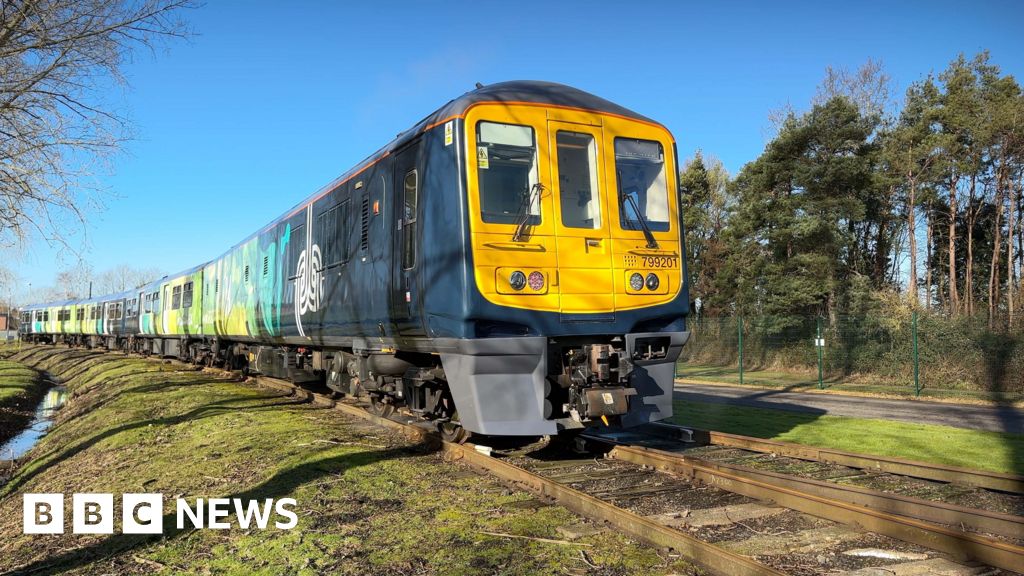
[
  {"xmin": 0, "ymin": 346, "xmax": 697, "ymax": 575},
  {"xmin": 670, "ymin": 399, "xmax": 1024, "ymax": 475},
  {"xmin": 0, "ymin": 359, "xmax": 39, "ymax": 405},
  {"xmin": 0, "ymin": 358, "xmax": 44, "ymax": 447},
  {"xmin": 677, "ymin": 363, "xmax": 1024, "ymax": 404}
]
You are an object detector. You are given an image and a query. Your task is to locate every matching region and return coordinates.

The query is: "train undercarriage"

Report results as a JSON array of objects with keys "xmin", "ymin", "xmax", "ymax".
[{"xmin": 31, "ymin": 330, "xmax": 686, "ymax": 443}]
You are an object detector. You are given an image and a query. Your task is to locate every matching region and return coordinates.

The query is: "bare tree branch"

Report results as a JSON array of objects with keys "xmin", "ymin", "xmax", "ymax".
[{"xmin": 0, "ymin": 0, "xmax": 195, "ymax": 251}]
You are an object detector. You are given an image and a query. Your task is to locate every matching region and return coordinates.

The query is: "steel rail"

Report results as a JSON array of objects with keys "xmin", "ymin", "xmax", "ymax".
[
  {"xmin": 599, "ymin": 442, "xmax": 1024, "ymax": 573},
  {"xmin": 603, "ymin": 429, "xmax": 1023, "ymax": 539},
  {"xmin": 649, "ymin": 423, "xmax": 1024, "ymax": 494},
  {"xmin": 249, "ymin": 378, "xmax": 784, "ymax": 576}
]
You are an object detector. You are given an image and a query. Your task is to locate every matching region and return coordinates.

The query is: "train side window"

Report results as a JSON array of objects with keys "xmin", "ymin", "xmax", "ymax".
[
  {"xmin": 171, "ymin": 285, "xmax": 181, "ymax": 310},
  {"xmin": 340, "ymin": 200, "xmax": 350, "ymax": 262},
  {"xmin": 287, "ymin": 223, "xmax": 305, "ymax": 280},
  {"xmin": 152, "ymin": 291, "xmax": 160, "ymax": 312},
  {"xmin": 402, "ymin": 170, "xmax": 418, "ymax": 270},
  {"xmin": 183, "ymin": 282, "xmax": 193, "ymax": 308},
  {"xmin": 317, "ymin": 202, "xmax": 346, "ymax": 268},
  {"xmin": 77, "ymin": 308, "xmax": 84, "ymax": 321},
  {"xmin": 476, "ymin": 121, "xmax": 540, "ymax": 225}
]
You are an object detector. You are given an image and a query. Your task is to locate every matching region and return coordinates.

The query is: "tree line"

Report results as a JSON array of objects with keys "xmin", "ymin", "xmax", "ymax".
[{"xmin": 682, "ymin": 52, "xmax": 1024, "ymax": 332}]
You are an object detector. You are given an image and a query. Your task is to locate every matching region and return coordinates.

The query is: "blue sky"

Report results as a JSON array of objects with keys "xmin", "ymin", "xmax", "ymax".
[{"xmin": 8, "ymin": 0, "xmax": 1024, "ymax": 300}]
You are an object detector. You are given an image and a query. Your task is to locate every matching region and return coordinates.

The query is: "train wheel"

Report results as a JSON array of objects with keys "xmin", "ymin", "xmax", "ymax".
[
  {"xmin": 438, "ymin": 411, "xmax": 471, "ymax": 444},
  {"xmin": 367, "ymin": 394, "xmax": 395, "ymax": 418}
]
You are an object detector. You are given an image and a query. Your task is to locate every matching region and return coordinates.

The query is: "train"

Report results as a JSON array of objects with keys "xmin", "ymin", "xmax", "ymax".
[{"xmin": 19, "ymin": 81, "xmax": 691, "ymax": 442}]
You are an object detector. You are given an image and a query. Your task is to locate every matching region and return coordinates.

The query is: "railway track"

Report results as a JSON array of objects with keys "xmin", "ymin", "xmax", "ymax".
[
  {"xmin": 250, "ymin": 374, "xmax": 1024, "ymax": 576},
  {"xmin": 643, "ymin": 423, "xmax": 1024, "ymax": 494}
]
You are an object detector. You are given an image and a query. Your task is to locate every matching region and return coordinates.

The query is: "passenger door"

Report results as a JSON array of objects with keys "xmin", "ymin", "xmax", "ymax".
[
  {"xmin": 547, "ymin": 120, "xmax": 614, "ymax": 315},
  {"xmin": 390, "ymin": 142, "xmax": 423, "ymax": 337}
]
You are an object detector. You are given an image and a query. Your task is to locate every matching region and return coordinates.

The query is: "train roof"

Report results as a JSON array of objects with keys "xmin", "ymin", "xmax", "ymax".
[
  {"xmin": 23, "ymin": 287, "xmax": 149, "ymax": 310},
  {"xmin": 425, "ymin": 80, "xmax": 658, "ymax": 127}
]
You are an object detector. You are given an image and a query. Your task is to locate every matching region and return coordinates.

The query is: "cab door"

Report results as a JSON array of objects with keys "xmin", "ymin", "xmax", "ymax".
[{"xmin": 547, "ymin": 120, "xmax": 614, "ymax": 314}]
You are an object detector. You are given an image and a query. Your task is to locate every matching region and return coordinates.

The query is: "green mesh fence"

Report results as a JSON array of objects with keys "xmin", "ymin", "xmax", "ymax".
[{"xmin": 678, "ymin": 313, "xmax": 1024, "ymax": 400}]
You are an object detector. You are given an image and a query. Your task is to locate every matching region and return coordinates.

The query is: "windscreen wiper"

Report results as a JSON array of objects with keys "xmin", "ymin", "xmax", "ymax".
[
  {"xmin": 617, "ymin": 170, "xmax": 659, "ymax": 249},
  {"xmin": 512, "ymin": 182, "xmax": 544, "ymax": 242}
]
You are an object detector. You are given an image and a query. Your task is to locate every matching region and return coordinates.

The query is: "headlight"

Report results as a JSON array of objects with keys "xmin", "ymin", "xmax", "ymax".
[
  {"xmin": 509, "ymin": 271, "xmax": 526, "ymax": 291},
  {"xmin": 629, "ymin": 273, "xmax": 644, "ymax": 291},
  {"xmin": 646, "ymin": 273, "xmax": 660, "ymax": 291},
  {"xmin": 528, "ymin": 271, "xmax": 545, "ymax": 291}
]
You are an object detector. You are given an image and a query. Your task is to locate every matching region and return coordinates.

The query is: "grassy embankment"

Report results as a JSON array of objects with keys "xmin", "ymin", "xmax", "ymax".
[
  {"xmin": 0, "ymin": 345, "xmax": 696, "ymax": 576},
  {"xmin": 0, "ymin": 353, "xmax": 46, "ymax": 448},
  {"xmin": 671, "ymin": 399, "xmax": 1024, "ymax": 475},
  {"xmin": 676, "ymin": 364, "xmax": 1024, "ymax": 405}
]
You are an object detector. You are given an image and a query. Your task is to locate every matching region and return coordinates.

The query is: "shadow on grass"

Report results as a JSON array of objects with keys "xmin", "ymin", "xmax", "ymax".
[
  {"xmin": 978, "ymin": 332, "xmax": 1024, "ymax": 475},
  {"xmin": 0, "ymin": 389, "xmax": 313, "ymax": 498},
  {"xmin": 6, "ymin": 438, "xmax": 440, "ymax": 576}
]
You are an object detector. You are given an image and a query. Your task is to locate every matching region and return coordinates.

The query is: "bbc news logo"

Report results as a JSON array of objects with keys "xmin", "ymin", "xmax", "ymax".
[{"xmin": 24, "ymin": 494, "xmax": 298, "ymax": 534}]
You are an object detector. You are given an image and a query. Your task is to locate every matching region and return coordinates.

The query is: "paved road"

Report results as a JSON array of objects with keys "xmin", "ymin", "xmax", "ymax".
[{"xmin": 673, "ymin": 383, "xmax": 1023, "ymax": 434}]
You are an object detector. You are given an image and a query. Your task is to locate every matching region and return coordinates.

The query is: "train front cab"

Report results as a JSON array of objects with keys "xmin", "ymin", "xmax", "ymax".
[{"xmin": 447, "ymin": 102, "xmax": 689, "ymax": 436}]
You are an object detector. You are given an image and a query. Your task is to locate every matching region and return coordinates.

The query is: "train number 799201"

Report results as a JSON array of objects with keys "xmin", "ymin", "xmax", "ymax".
[{"xmin": 640, "ymin": 256, "xmax": 678, "ymax": 268}]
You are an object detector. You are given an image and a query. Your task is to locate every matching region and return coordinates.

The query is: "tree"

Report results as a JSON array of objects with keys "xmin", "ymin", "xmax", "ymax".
[
  {"xmin": 680, "ymin": 151, "xmax": 731, "ymax": 313},
  {"xmin": 94, "ymin": 263, "xmax": 162, "ymax": 294},
  {"xmin": 813, "ymin": 58, "xmax": 894, "ymax": 124},
  {"xmin": 717, "ymin": 96, "xmax": 883, "ymax": 329},
  {"xmin": 0, "ymin": 0, "xmax": 193, "ymax": 250},
  {"xmin": 884, "ymin": 78, "xmax": 943, "ymax": 306}
]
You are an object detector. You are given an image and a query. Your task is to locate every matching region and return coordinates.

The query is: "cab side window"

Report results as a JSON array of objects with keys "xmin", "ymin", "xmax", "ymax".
[{"xmin": 182, "ymin": 282, "xmax": 194, "ymax": 308}]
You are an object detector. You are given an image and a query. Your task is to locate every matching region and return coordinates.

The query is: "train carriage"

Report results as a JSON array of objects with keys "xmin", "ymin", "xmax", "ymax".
[{"xmin": 21, "ymin": 81, "xmax": 691, "ymax": 440}]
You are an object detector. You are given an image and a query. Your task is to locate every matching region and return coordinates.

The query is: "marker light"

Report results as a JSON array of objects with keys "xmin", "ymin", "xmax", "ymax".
[
  {"xmin": 509, "ymin": 271, "xmax": 527, "ymax": 291},
  {"xmin": 646, "ymin": 273, "xmax": 660, "ymax": 291},
  {"xmin": 629, "ymin": 273, "xmax": 644, "ymax": 291},
  {"xmin": 528, "ymin": 271, "xmax": 545, "ymax": 291}
]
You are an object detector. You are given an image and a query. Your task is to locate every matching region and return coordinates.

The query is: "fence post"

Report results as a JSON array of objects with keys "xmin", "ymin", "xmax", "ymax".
[
  {"xmin": 737, "ymin": 315, "xmax": 744, "ymax": 385},
  {"xmin": 816, "ymin": 317, "xmax": 824, "ymax": 390},
  {"xmin": 912, "ymin": 311, "xmax": 920, "ymax": 397}
]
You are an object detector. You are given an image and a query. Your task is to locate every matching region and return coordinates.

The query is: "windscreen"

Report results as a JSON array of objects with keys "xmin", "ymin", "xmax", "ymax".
[
  {"xmin": 476, "ymin": 121, "xmax": 540, "ymax": 225},
  {"xmin": 615, "ymin": 138, "xmax": 669, "ymax": 232}
]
